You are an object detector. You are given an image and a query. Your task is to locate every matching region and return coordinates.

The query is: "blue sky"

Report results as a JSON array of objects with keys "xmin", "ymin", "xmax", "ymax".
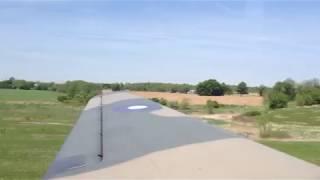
[{"xmin": 1, "ymin": 0, "xmax": 319, "ymax": 86}]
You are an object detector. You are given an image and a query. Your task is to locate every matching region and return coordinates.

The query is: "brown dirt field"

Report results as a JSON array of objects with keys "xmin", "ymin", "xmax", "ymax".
[{"xmin": 131, "ymin": 91, "xmax": 263, "ymax": 106}]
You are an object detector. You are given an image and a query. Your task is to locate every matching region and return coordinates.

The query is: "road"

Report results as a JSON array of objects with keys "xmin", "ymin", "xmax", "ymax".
[{"xmin": 45, "ymin": 91, "xmax": 320, "ymax": 179}]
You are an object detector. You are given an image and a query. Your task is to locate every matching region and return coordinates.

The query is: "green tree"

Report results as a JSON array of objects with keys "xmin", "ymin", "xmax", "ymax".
[
  {"xmin": 0, "ymin": 79, "xmax": 13, "ymax": 89},
  {"xmin": 296, "ymin": 93, "xmax": 314, "ymax": 106},
  {"xmin": 111, "ymin": 83, "xmax": 123, "ymax": 91},
  {"xmin": 12, "ymin": 80, "xmax": 34, "ymax": 90},
  {"xmin": 8, "ymin": 77, "xmax": 15, "ymax": 88},
  {"xmin": 47, "ymin": 82, "xmax": 57, "ymax": 91},
  {"xmin": 176, "ymin": 84, "xmax": 192, "ymax": 94},
  {"xmin": 123, "ymin": 82, "xmax": 194, "ymax": 93},
  {"xmin": 296, "ymin": 86, "xmax": 320, "ymax": 106},
  {"xmin": 258, "ymin": 85, "xmax": 267, "ymax": 97},
  {"xmin": 60, "ymin": 80, "xmax": 101, "ymax": 103},
  {"xmin": 12, "ymin": 80, "xmax": 26, "ymax": 89},
  {"xmin": 170, "ymin": 87, "xmax": 178, "ymax": 93},
  {"xmin": 273, "ymin": 80, "xmax": 296, "ymax": 100},
  {"xmin": 196, "ymin": 79, "xmax": 224, "ymax": 96},
  {"xmin": 221, "ymin": 83, "xmax": 233, "ymax": 95},
  {"xmin": 66, "ymin": 81, "xmax": 78, "ymax": 98},
  {"xmin": 237, "ymin": 82, "xmax": 249, "ymax": 95},
  {"xmin": 57, "ymin": 95, "xmax": 69, "ymax": 102},
  {"xmin": 35, "ymin": 82, "xmax": 51, "ymax": 90},
  {"xmin": 21, "ymin": 81, "xmax": 34, "ymax": 90},
  {"xmin": 268, "ymin": 91, "xmax": 289, "ymax": 109}
]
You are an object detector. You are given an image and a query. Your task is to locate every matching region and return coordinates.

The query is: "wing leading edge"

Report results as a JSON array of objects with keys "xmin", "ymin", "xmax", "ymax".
[{"xmin": 45, "ymin": 92, "xmax": 320, "ymax": 179}]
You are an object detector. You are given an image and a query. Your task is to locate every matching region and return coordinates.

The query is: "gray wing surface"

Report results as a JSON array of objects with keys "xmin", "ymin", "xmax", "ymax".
[{"xmin": 44, "ymin": 92, "xmax": 320, "ymax": 179}]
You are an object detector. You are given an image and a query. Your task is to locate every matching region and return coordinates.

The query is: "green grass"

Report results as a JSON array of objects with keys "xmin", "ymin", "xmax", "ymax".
[
  {"xmin": 259, "ymin": 141, "xmax": 320, "ymax": 166},
  {"xmin": 180, "ymin": 104, "xmax": 264, "ymax": 115},
  {"xmin": 0, "ymin": 89, "xmax": 63, "ymax": 102},
  {"xmin": 260, "ymin": 106, "xmax": 320, "ymax": 126},
  {"xmin": 205, "ymin": 119, "xmax": 229, "ymax": 126},
  {"xmin": 0, "ymin": 90, "xmax": 82, "ymax": 179}
]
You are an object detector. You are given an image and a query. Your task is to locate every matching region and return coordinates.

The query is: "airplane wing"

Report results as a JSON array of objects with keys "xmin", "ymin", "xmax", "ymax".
[{"xmin": 44, "ymin": 91, "xmax": 320, "ymax": 179}]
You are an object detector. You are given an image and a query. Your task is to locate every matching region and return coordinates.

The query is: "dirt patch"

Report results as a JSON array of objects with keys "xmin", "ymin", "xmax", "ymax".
[
  {"xmin": 132, "ymin": 91, "xmax": 263, "ymax": 106},
  {"xmin": 196, "ymin": 113, "xmax": 239, "ymax": 121},
  {"xmin": 193, "ymin": 112, "xmax": 320, "ymax": 141},
  {"xmin": 233, "ymin": 115, "xmax": 256, "ymax": 123},
  {"xmin": 227, "ymin": 123, "xmax": 260, "ymax": 139},
  {"xmin": 193, "ymin": 113, "xmax": 259, "ymax": 139}
]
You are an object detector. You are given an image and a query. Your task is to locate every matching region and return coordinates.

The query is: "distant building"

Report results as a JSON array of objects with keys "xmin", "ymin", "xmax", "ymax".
[{"xmin": 188, "ymin": 90, "xmax": 196, "ymax": 94}]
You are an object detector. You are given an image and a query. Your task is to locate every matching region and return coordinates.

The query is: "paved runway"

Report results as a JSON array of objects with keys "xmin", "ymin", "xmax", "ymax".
[{"xmin": 45, "ymin": 91, "xmax": 320, "ymax": 179}]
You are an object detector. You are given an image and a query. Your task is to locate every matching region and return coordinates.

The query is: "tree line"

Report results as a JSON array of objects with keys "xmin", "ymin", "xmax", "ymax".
[
  {"xmin": 195, "ymin": 79, "xmax": 252, "ymax": 96},
  {"xmin": 0, "ymin": 77, "xmax": 56, "ymax": 91},
  {"xmin": 0, "ymin": 77, "xmax": 253, "ymax": 97},
  {"xmin": 267, "ymin": 78, "xmax": 320, "ymax": 109},
  {"xmin": 103, "ymin": 82, "xmax": 195, "ymax": 93},
  {"xmin": 1, "ymin": 77, "xmax": 319, "ymax": 109},
  {"xmin": 0, "ymin": 78, "xmax": 195, "ymax": 104},
  {"xmin": 0, "ymin": 78, "xmax": 102, "ymax": 104}
]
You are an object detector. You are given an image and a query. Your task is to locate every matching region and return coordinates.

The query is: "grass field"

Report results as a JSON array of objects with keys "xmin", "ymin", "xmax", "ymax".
[
  {"xmin": 0, "ymin": 89, "xmax": 82, "ymax": 179},
  {"xmin": 256, "ymin": 106, "xmax": 320, "ymax": 140},
  {"xmin": 259, "ymin": 141, "xmax": 320, "ymax": 165},
  {"xmin": 261, "ymin": 105, "xmax": 320, "ymax": 126},
  {"xmin": 0, "ymin": 89, "xmax": 63, "ymax": 102}
]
